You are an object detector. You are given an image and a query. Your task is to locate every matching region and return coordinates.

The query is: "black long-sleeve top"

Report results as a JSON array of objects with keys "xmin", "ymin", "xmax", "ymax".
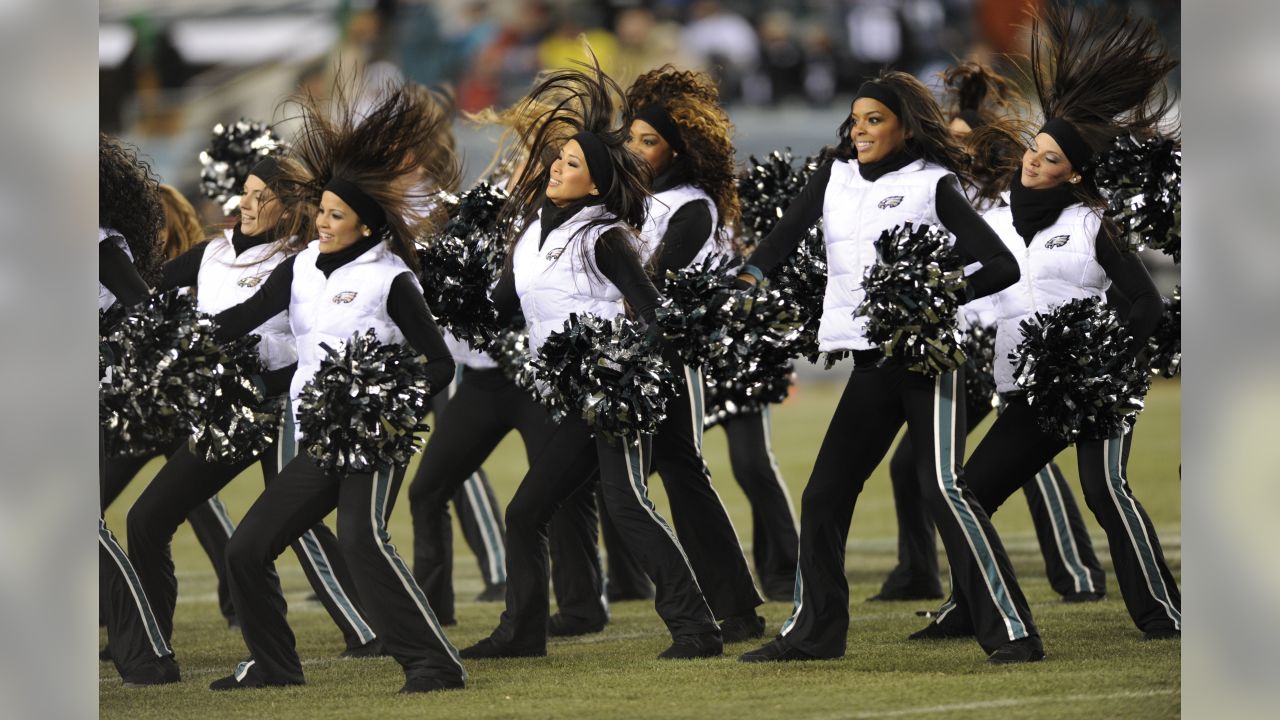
[
  {"xmin": 743, "ymin": 159, "xmax": 1020, "ymax": 300},
  {"xmin": 491, "ymin": 200, "xmax": 663, "ymax": 325},
  {"xmin": 99, "ymin": 241, "xmax": 151, "ymax": 308},
  {"xmin": 650, "ymin": 201, "xmax": 714, "ymax": 276},
  {"xmin": 1090, "ymin": 225, "xmax": 1162, "ymax": 355},
  {"xmin": 213, "ymin": 245, "xmax": 455, "ymax": 395}
]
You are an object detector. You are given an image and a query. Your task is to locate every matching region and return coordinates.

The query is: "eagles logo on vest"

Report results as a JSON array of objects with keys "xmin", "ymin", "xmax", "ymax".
[
  {"xmin": 332, "ymin": 291, "xmax": 358, "ymax": 304},
  {"xmin": 877, "ymin": 195, "xmax": 905, "ymax": 209},
  {"xmin": 237, "ymin": 275, "xmax": 264, "ymax": 288},
  {"xmin": 1045, "ymin": 235, "xmax": 1070, "ymax": 249},
  {"xmin": 545, "ymin": 247, "xmax": 565, "ymax": 261}
]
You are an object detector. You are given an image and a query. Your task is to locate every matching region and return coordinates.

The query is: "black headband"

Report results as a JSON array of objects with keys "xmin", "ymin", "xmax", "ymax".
[
  {"xmin": 854, "ymin": 81, "xmax": 903, "ymax": 120},
  {"xmin": 322, "ymin": 177, "xmax": 387, "ymax": 233},
  {"xmin": 633, "ymin": 105, "xmax": 684, "ymax": 152},
  {"xmin": 248, "ymin": 157, "xmax": 282, "ymax": 188},
  {"xmin": 1039, "ymin": 118, "xmax": 1092, "ymax": 169},
  {"xmin": 569, "ymin": 131, "xmax": 614, "ymax": 196}
]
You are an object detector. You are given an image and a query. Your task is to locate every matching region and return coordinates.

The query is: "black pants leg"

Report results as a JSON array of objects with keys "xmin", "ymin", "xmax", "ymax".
[
  {"xmin": 276, "ymin": 407, "xmax": 379, "ymax": 650},
  {"xmin": 410, "ymin": 381, "xmax": 515, "ymax": 623},
  {"xmin": 721, "ymin": 409, "xmax": 799, "ymax": 601},
  {"xmin": 101, "ymin": 518, "xmax": 175, "ymax": 678},
  {"xmin": 1075, "ymin": 429, "xmax": 1181, "ymax": 632},
  {"xmin": 550, "ymin": 476, "xmax": 610, "ymax": 625},
  {"xmin": 597, "ymin": 483, "xmax": 653, "ymax": 600},
  {"xmin": 650, "ymin": 363, "xmax": 762, "ymax": 619},
  {"xmin": 1023, "ymin": 461, "xmax": 1108, "ymax": 596},
  {"xmin": 126, "ymin": 444, "xmax": 269, "ymax": 644},
  {"xmin": 336, "ymin": 463, "xmax": 467, "ymax": 682}
]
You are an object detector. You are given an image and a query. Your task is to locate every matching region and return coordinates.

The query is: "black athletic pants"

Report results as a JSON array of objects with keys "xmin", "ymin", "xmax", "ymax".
[
  {"xmin": 777, "ymin": 358, "xmax": 1036, "ymax": 657},
  {"xmin": 933, "ymin": 398, "xmax": 1181, "ymax": 634},
  {"xmin": 879, "ymin": 399, "xmax": 1106, "ymax": 598},
  {"xmin": 409, "ymin": 369, "xmax": 553, "ymax": 622},
  {"xmin": 550, "ymin": 361, "xmax": 762, "ymax": 622},
  {"xmin": 225, "ymin": 452, "xmax": 465, "ymax": 684},
  {"xmin": 101, "ymin": 444, "xmax": 236, "ymax": 623},
  {"xmin": 720, "ymin": 408, "xmax": 799, "ymax": 601},
  {"xmin": 487, "ymin": 413, "xmax": 719, "ymax": 652},
  {"xmin": 99, "ymin": 430, "xmax": 174, "ymax": 679},
  {"xmin": 126, "ymin": 409, "xmax": 377, "ymax": 652}
]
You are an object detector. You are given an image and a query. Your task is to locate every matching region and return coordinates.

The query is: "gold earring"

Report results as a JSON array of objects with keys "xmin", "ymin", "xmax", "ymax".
[
  {"xmin": 589, "ymin": 187, "xmax": 600, "ymax": 195},
  {"xmin": 362, "ymin": 228, "xmax": 372, "ymax": 236},
  {"xmin": 1069, "ymin": 175, "xmax": 1081, "ymax": 184}
]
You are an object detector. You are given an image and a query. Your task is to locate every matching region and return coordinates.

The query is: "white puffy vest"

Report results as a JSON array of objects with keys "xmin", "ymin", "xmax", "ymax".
[
  {"xmin": 638, "ymin": 184, "xmax": 725, "ymax": 268},
  {"xmin": 444, "ymin": 329, "xmax": 497, "ymax": 370},
  {"xmin": 818, "ymin": 159, "xmax": 952, "ymax": 351},
  {"xmin": 985, "ymin": 202, "xmax": 1109, "ymax": 393},
  {"xmin": 513, "ymin": 205, "xmax": 630, "ymax": 355},
  {"xmin": 98, "ymin": 227, "xmax": 132, "ymax": 311},
  {"xmin": 288, "ymin": 240, "xmax": 420, "ymax": 437},
  {"xmin": 198, "ymin": 230, "xmax": 297, "ymax": 370}
]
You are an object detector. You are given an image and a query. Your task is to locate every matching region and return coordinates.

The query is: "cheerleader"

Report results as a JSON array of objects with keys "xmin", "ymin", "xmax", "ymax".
[
  {"xmin": 98, "ymin": 132, "xmax": 179, "ymax": 685},
  {"xmin": 735, "ymin": 70, "xmax": 1043, "ymax": 664},
  {"xmin": 458, "ymin": 61, "xmax": 722, "ymax": 660},
  {"xmin": 910, "ymin": 8, "xmax": 1181, "ymax": 642},
  {"xmin": 206, "ymin": 81, "xmax": 465, "ymax": 692},
  {"xmin": 124, "ymin": 155, "xmax": 385, "ymax": 659},
  {"xmin": 547, "ymin": 65, "xmax": 766, "ymax": 640},
  {"xmin": 874, "ymin": 62, "xmax": 1106, "ymax": 604},
  {"xmin": 99, "ymin": 183, "xmax": 241, "ymax": 631}
]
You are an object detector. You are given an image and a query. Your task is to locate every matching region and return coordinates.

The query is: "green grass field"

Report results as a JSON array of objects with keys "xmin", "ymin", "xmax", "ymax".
[{"xmin": 100, "ymin": 376, "xmax": 1181, "ymax": 719}]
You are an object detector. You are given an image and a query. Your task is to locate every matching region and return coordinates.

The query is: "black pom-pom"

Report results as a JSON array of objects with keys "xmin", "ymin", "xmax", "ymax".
[
  {"xmin": 735, "ymin": 149, "xmax": 820, "ymax": 250},
  {"xmin": 1012, "ymin": 297, "xmax": 1152, "ymax": 442},
  {"xmin": 858, "ymin": 222, "xmax": 969, "ymax": 375},
  {"xmin": 199, "ymin": 118, "xmax": 288, "ymax": 216},
  {"xmin": 1092, "ymin": 134, "xmax": 1181, "ymax": 263},
  {"xmin": 100, "ymin": 291, "xmax": 268, "ymax": 460},
  {"xmin": 653, "ymin": 255, "xmax": 739, "ymax": 368},
  {"xmin": 702, "ymin": 283, "xmax": 801, "ymax": 426},
  {"xmin": 296, "ymin": 330, "xmax": 434, "ymax": 472},
  {"xmin": 489, "ymin": 327, "xmax": 540, "ymax": 398},
  {"xmin": 417, "ymin": 182, "xmax": 510, "ymax": 348},
  {"xmin": 533, "ymin": 313, "xmax": 675, "ymax": 444},
  {"xmin": 1147, "ymin": 286, "xmax": 1181, "ymax": 378},
  {"xmin": 961, "ymin": 322, "xmax": 998, "ymax": 411}
]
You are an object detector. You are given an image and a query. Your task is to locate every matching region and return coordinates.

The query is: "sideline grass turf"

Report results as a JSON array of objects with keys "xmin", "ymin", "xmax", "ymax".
[{"xmin": 100, "ymin": 377, "xmax": 1180, "ymax": 719}]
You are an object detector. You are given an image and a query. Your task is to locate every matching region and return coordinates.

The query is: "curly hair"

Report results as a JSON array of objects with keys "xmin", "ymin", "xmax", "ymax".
[
  {"xmin": 825, "ymin": 70, "xmax": 973, "ymax": 183},
  {"xmin": 498, "ymin": 51, "xmax": 651, "ymax": 278},
  {"xmin": 624, "ymin": 65, "xmax": 741, "ymax": 239},
  {"xmin": 271, "ymin": 73, "xmax": 461, "ymax": 273},
  {"xmin": 156, "ymin": 184, "xmax": 208, "ymax": 260},
  {"xmin": 99, "ymin": 132, "xmax": 164, "ymax": 284}
]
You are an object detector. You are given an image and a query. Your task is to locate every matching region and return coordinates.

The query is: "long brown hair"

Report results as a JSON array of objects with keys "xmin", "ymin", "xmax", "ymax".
[
  {"xmin": 156, "ymin": 184, "xmax": 207, "ymax": 261},
  {"xmin": 271, "ymin": 74, "xmax": 460, "ymax": 272},
  {"xmin": 498, "ymin": 52, "xmax": 650, "ymax": 276},
  {"xmin": 625, "ymin": 65, "xmax": 741, "ymax": 237}
]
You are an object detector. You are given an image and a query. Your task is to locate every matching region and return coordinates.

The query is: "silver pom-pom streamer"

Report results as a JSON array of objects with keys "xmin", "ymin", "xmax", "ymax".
[
  {"xmin": 296, "ymin": 330, "xmax": 434, "ymax": 472},
  {"xmin": 198, "ymin": 118, "xmax": 288, "ymax": 216},
  {"xmin": 1147, "ymin": 285, "xmax": 1180, "ymax": 378},
  {"xmin": 653, "ymin": 255, "xmax": 739, "ymax": 368},
  {"xmin": 417, "ymin": 182, "xmax": 510, "ymax": 349},
  {"xmin": 962, "ymin": 322, "xmax": 998, "ymax": 410},
  {"xmin": 1012, "ymin": 296, "xmax": 1152, "ymax": 442},
  {"xmin": 490, "ymin": 327, "xmax": 541, "ymax": 398},
  {"xmin": 1092, "ymin": 133, "xmax": 1181, "ymax": 263},
  {"xmin": 100, "ymin": 291, "xmax": 268, "ymax": 460},
  {"xmin": 702, "ymin": 281, "xmax": 802, "ymax": 427},
  {"xmin": 857, "ymin": 222, "xmax": 969, "ymax": 375},
  {"xmin": 736, "ymin": 149, "xmax": 821, "ymax": 250},
  {"xmin": 532, "ymin": 313, "xmax": 675, "ymax": 444}
]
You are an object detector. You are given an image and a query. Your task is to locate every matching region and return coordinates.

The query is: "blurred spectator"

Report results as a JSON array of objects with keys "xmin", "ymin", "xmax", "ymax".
[
  {"xmin": 612, "ymin": 6, "xmax": 698, "ymax": 89},
  {"xmin": 801, "ymin": 22, "xmax": 840, "ymax": 106},
  {"xmin": 747, "ymin": 10, "xmax": 805, "ymax": 105},
  {"xmin": 682, "ymin": 0, "xmax": 760, "ymax": 103},
  {"xmin": 843, "ymin": 0, "xmax": 906, "ymax": 79},
  {"xmin": 457, "ymin": 0, "xmax": 556, "ymax": 111},
  {"xmin": 538, "ymin": 6, "xmax": 619, "ymax": 73},
  {"xmin": 396, "ymin": 1, "xmax": 449, "ymax": 86}
]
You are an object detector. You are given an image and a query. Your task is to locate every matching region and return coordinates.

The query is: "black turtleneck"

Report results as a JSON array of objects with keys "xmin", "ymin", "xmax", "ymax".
[
  {"xmin": 157, "ymin": 224, "xmax": 279, "ymax": 293},
  {"xmin": 493, "ymin": 199, "xmax": 663, "ymax": 325},
  {"xmin": 1008, "ymin": 174, "xmax": 1078, "ymax": 243},
  {"xmin": 744, "ymin": 157, "xmax": 1018, "ymax": 300},
  {"xmin": 857, "ymin": 148, "xmax": 916, "ymax": 182},
  {"xmin": 213, "ymin": 240, "xmax": 455, "ymax": 396}
]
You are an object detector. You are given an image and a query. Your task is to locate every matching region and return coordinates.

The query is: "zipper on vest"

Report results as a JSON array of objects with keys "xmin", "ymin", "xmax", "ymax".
[{"xmin": 1024, "ymin": 242, "xmax": 1040, "ymax": 314}]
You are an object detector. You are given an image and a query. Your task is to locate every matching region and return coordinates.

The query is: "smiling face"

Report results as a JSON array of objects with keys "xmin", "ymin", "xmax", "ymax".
[
  {"xmin": 239, "ymin": 174, "xmax": 283, "ymax": 236},
  {"xmin": 626, "ymin": 119, "xmax": 674, "ymax": 178},
  {"xmin": 1021, "ymin": 132, "xmax": 1078, "ymax": 190},
  {"xmin": 849, "ymin": 97, "xmax": 908, "ymax": 164},
  {"xmin": 315, "ymin": 191, "xmax": 367, "ymax": 253},
  {"xmin": 545, "ymin": 139, "xmax": 597, "ymax": 206}
]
